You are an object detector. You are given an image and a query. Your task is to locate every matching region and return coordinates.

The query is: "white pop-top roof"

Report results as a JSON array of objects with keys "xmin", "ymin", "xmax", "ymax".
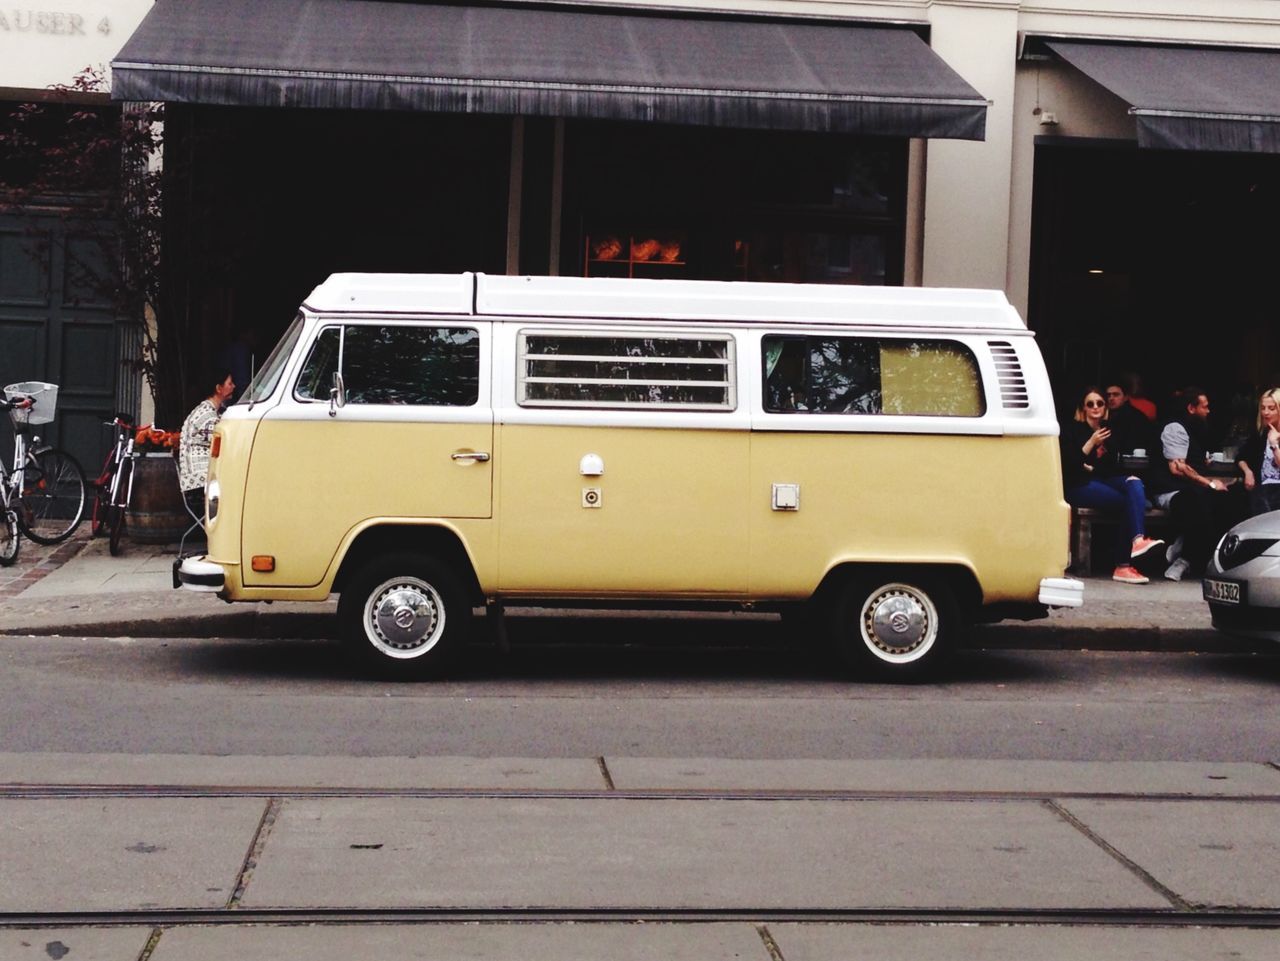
[{"xmin": 303, "ymin": 272, "xmax": 1027, "ymax": 331}]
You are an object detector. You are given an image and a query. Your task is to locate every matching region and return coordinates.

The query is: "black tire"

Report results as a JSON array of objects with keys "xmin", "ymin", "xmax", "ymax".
[
  {"xmin": 107, "ymin": 504, "xmax": 126, "ymax": 556},
  {"xmin": 90, "ymin": 468, "xmax": 112, "ymax": 538},
  {"xmin": 0, "ymin": 510, "xmax": 19, "ymax": 567},
  {"xmin": 19, "ymin": 448, "xmax": 87, "ymax": 545},
  {"xmin": 827, "ymin": 570, "xmax": 960, "ymax": 681},
  {"xmin": 90, "ymin": 489, "xmax": 106, "ymax": 537},
  {"xmin": 337, "ymin": 552, "xmax": 471, "ymax": 679},
  {"xmin": 107, "ymin": 458, "xmax": 132, "ymax": 557}
]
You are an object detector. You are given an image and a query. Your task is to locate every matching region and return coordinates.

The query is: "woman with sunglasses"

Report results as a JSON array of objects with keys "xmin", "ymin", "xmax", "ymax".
[{"xmin": 1061, "ymin": 386, "xmax": 1164, "ymax": 583}]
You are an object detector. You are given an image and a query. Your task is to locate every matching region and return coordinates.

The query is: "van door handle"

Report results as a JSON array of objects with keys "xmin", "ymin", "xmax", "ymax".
[{"xmin": 451, "ymin": 451, "xmax": 491, "ymax": 463}]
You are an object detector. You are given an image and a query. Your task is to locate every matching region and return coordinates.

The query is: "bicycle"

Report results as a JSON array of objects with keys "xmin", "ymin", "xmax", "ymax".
[
  {"xmin": 91, "ymin": 412, "xmax": 140, "ymax": 556},
  {"xmin": 0, "ymin": 382, "xmax": 88, "ymax": 566}
]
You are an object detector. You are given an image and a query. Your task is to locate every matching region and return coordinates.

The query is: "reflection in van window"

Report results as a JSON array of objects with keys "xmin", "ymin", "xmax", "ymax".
[
  {"xmin": 763, "ymin": 336, "xmax": 984, "ymax": 416},
  {"xmin": 240, "ymin": 313, "xmax": 305, "ymax": 406},
  {"xmin": 519, "ymin": 332, "xmax": 735, "ymax": 410},
  {"xmin": 295, "ymin": 325, "xmax": 479, "ymax": 406}
]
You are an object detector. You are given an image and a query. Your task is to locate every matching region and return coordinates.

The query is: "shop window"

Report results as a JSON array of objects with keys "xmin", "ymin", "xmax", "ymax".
[
  {"xmin": 295, "ymin": 324, "xmax": 479, "ymax": 406},
  {"xmin": 763, "ymin": 336, "xmax": 985, "ymax": 416},
  {"xmin": 745, "ymin": 230, "xmax": 887, "ymax": 285},
  {"xmin": 584, "ymin": 232, "xmax": 685, "ymax": 277},
  {"xmin": 518, "ymin": 331, "xmax": 735, "ymax": 410},
  {"xmin": 565, "ymin": 123, "xmax": 906, "ymax": 285}
]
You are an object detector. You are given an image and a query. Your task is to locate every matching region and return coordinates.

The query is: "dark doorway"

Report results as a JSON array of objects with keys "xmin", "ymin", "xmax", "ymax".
[
  {"xmin": 0, "ymin": 205, "xmax": 129, "ymax": 473},
  {"xmin": 160, "ymin": 105, "xmax": 510, "ymax": 417},
  {"xmin": 1030, "ymin": 140, "xmax": 1280, "ymax": 442}
]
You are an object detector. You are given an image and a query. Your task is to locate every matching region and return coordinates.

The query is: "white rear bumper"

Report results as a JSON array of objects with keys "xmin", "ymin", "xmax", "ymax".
[{"xmin": 1039, "ymin": 576, "xmax": 1084, "ymax": 608}]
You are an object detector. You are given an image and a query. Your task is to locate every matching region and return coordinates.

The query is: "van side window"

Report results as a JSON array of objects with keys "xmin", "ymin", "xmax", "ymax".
[
  {"xmin": 295, "ymin": 325, "xmax": 480, "ymax": 406},
  {"xmin": 518, "ymin": 332, "xmax": 735, "ymax": 410},
  {"xmin": 763, "ymin": 335, "xmax": 985, "ymax": 416}
]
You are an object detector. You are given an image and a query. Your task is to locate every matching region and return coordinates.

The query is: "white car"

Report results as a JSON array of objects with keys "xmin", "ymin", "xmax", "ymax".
[{"xmin": 1203, "ymin": 510, "xmax": 1280, "ymax": 642}]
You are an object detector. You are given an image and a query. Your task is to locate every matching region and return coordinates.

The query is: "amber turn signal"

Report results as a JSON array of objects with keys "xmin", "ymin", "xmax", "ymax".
[
  {"xmin": 211, "ymin": 435, "xmax": 221, "ymax": 458},
  {"xmin": 251, "ymin": 555, "xmax": 275, "ymax": 573}
]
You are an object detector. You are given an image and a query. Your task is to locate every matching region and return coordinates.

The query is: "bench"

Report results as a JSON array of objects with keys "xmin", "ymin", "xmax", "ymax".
[{"xmin": 1071, "ymin": 506, "xmax": 1171, "ymax": 575}]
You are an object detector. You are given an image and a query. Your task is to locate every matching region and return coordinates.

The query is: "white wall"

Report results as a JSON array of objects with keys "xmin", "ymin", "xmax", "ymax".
[
  {"xmin": 920, "ymin": 1, "xmax": 1020, "ymax": 291},
  {"xmin": 0, "ymin": 0, "xmax": 151, "ymax": 93}
]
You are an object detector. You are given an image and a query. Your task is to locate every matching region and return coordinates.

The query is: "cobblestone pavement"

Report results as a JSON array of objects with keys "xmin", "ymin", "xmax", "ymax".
[{"xmin": 0, "ymin": 526, "xmax": 91, "ymax": 600}]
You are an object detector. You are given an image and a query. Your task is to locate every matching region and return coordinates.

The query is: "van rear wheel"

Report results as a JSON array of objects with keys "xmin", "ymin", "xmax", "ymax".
[
  {"xmin": 339, "ymin": 552, "xmax": 470, "ymax": 678},
  {"xmin": 829, "ymin": 572, "xmax": 957, "ymax": 679}
]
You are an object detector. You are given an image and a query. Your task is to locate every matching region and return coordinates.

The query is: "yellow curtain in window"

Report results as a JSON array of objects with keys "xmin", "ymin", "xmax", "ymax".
[{"xmin": 880, "ymin": 341, "xmax": 983, "ymax": 416}]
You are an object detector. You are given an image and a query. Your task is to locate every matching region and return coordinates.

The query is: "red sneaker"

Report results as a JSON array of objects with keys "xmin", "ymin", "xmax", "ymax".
[
  {"xmin": 1130, "ymin": 536, "xmax": 1165, "ymax": 560},
  {"xmin": 1113, "ymin": 565, "xmax": 1150, "ymax": 584}
]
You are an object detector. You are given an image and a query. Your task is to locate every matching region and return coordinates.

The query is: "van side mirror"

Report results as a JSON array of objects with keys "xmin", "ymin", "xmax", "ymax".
[{"xmin": 328, "ymin": 371, "xmax": 346, "ymax": 417}]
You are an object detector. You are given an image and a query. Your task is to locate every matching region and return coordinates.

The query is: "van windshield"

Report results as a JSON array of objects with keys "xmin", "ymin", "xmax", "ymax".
[{"xmin": 238, "ymin": 313, "xmax": 304, "ymax": 407}]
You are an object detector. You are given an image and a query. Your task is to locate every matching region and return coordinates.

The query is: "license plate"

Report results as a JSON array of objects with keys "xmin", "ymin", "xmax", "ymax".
[{"xmin": 1203, "ymin": 578, "xmax": 1243, "ymax": 605}]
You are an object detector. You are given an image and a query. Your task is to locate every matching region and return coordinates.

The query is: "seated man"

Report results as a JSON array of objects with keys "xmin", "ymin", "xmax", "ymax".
[
  {"xmin": 1104, "ymin": 378, "xmax": 1157, "ymax": 460},
  {"xmin": 1147, "ymin": 387, "xmax": 1244, "ymax": 581}
]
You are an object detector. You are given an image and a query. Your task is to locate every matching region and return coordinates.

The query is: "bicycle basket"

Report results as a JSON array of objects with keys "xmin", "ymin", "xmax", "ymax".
[{"xmin": 4, "ymin": 382, "xmax": 58, "ymax": 426}]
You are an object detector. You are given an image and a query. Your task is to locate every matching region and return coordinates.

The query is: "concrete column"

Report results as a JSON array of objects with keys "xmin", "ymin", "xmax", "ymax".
[
  {"xmin": 922, "ymin": 1, "xmax": 1020, "ymax": 292},
  {"xmin": 903, "ymin": 138, "xmax": 927, "ymax": 287}
]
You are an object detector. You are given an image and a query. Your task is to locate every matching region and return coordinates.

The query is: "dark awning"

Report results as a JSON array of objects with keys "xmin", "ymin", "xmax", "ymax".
[
  {"xmin": 1047, "ymin": 40, "xmax": 1280, "ymax": 153},
  {"xmin": 111, "ymin": 0, "xmax": 987, "ymax": 139}
]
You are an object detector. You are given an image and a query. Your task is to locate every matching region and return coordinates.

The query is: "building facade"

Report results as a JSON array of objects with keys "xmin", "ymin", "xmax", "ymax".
[
  {"xmin": 6, "ymin": 1, "xmax": 1280, "ymax": 463},
  {"xmin": 1, "ymin": 0, "xmax": 151, "ymax": 466}
]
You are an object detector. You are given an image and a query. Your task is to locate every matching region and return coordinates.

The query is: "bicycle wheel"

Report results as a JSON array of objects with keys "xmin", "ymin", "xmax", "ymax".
[
  {"xmin": 0, "ymin": 508, "xmax": 19, "ymax": 567},
  {"xmin": 90, "ymin": 457, "xmax": 115, "ymax": 538},
  {"xmin": 19, "ymin": 448, "xmax": 87, "ymax": 545},
  {"xmin": 107, "ymin": 504, "xmax": 126, "ymax": 556},
  {"xmin": 107, "ymin": 458, "xmax": 131, "ymax": 556}
]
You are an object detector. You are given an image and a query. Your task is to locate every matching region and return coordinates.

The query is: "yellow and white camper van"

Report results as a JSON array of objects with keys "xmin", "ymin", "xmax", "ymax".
[{"xmin": 177, "ymin": 273, "xmax": 1082, "ymax": 678}]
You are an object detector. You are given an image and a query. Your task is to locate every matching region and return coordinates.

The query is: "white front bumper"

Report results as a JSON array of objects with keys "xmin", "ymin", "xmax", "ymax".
[
  {"xmin": 174, "ymin": 555, "xmax": 225, "ymax": 593},
  {"xmin": 1039, "ymin": 576, "xmax": 1084, "ymax": 608}
]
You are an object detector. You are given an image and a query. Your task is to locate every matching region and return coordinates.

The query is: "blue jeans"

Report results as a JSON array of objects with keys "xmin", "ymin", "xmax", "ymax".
[{"xmin": 1065, "ymin": 475, "xmax": 1148, "ymax": 565}]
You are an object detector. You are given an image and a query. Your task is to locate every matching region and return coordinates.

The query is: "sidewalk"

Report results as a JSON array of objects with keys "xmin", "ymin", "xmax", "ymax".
[{"xmin": 0, "ymin": 527, "xmax": 1233, "ymax": 649}]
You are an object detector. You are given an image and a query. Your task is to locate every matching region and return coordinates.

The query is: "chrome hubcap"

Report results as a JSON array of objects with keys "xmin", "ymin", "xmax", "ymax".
[
  {"xmin": 859, "ymin": 583, "xmax": 937, "ymax": 663},
  {"xmin": 364, "ymin": 577, "xmax": 445, "ymax": 659}
]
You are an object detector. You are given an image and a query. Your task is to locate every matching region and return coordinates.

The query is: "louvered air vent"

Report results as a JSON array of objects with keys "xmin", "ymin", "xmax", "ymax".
[{"xmin": 989, "ymin": 341, "xmax": 1030, "ymax": 409}]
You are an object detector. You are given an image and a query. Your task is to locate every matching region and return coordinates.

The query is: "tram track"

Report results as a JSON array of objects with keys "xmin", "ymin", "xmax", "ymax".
[
  {"xmin": 3, "ymin": 905, "xmax": 1280, "ymax": 929},
  {"xmin": 1, "ymin": 783, "xmax": 1279, "ymax": 803}
]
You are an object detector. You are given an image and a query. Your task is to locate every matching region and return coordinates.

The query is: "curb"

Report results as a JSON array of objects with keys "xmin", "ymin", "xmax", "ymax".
[
  {"xmin": 1, "ymin": 610, "xmax": 1270, "ymax": 655},
  {"xmin": 972, "ymin": 624, "xmax": 1266, "ymax": 654}
]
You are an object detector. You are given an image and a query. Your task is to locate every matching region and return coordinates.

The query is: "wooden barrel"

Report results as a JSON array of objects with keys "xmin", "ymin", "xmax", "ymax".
[{"xmin": 128, "ymin": 454, "xmax": 190, "ymax": 543}]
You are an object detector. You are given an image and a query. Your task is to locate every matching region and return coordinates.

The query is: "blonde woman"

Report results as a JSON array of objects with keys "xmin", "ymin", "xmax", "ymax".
[
  {"xmin": 1236, "ymin": 387, "xmax": 1280, "ymax": 516},
  {"xmin": 1060, "ymin": 386, "xmax": 1163, "ymax": 583}
]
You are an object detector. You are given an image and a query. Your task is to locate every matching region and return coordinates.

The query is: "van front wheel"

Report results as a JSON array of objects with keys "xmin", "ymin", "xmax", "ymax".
[
  {"xmin": 339, "ymin": 553, "xmax": 470, "ymax": 678},
  {"xmin": 830, "ymin": 573, "xmax": 957, "ymax": 679}
]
